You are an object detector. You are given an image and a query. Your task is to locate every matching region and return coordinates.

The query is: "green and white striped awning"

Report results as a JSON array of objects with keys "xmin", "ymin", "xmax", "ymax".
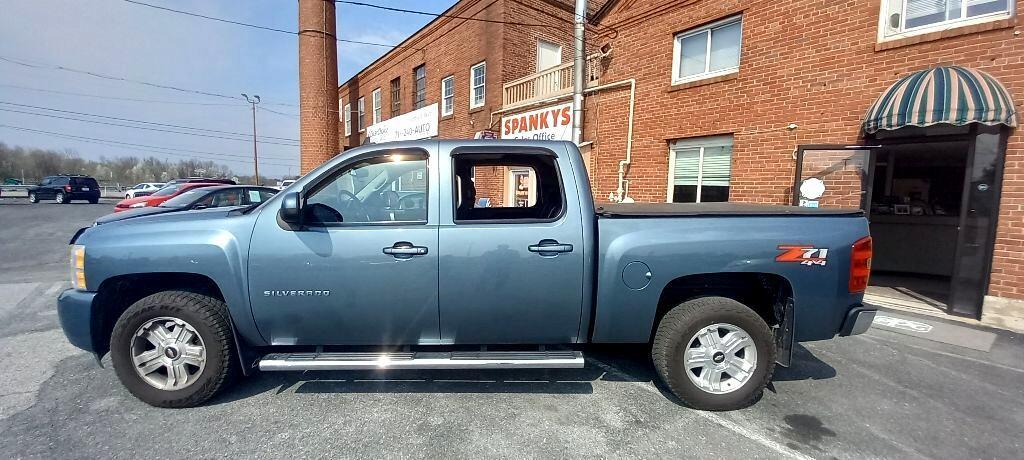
[{"xmin": 863, "ymin": 66, "xmax": 1017, "ymax": 134}]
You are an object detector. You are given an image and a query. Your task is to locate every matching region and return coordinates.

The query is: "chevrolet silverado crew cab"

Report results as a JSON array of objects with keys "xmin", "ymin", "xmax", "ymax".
[{"xmin": 58, "ymin": 140, "xmax": 875, "ymax": 410}]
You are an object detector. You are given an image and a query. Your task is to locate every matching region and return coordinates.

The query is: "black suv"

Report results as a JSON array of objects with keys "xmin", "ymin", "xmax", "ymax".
[{"xmin": 28, "ymin": 175, "xmax": 101, "ymax": 204}]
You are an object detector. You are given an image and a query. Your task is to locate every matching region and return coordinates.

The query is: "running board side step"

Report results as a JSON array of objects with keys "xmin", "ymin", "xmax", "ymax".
[{"xmin": 258, "ymin": 350, "xmax": 584, "ymax": 371}]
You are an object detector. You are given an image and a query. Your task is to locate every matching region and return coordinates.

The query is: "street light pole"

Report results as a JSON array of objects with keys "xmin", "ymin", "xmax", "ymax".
[{"xmin": 242, "ymin": 93, "xmax": 261, "ymax": 185}]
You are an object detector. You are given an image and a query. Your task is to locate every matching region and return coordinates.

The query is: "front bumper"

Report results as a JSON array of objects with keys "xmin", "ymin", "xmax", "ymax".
[
  {"xmin": 57, "ymin": 288, "xmax": 99, "ymax": 353},
  {"xmin": 839, "ymin": 305, "xmax": 876, "ymax": 336}
]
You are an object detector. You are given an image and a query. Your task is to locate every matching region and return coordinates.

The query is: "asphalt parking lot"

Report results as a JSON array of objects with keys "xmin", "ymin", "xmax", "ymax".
[{"xmin": 1, "ymin": 196, "xmax": 1022, "ymax": 459}]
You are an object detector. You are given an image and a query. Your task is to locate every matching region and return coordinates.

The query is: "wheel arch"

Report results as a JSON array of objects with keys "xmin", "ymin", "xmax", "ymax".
[
  {"xmin": 89, "ymin": 272, "xmax": 227, "ymax": 358},
  {"xmin": 652, "ymin": 272, "xmax": 794, "ymax": 341}
]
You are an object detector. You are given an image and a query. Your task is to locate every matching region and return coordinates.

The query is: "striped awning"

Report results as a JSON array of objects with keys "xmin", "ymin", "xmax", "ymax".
[{"xmin": 863, "ymin": 66, "xmax": 1017, "ymax": 134}]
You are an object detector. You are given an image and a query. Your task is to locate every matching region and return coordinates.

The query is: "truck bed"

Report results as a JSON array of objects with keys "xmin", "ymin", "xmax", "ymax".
[{"xmin": 596, "ymin": 202, "xmax": 864, "ymax": 217}]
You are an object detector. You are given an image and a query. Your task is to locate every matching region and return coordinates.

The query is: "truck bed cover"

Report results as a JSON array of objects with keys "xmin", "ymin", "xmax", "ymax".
[{"xmin": 596, "ymin": 203, "xmax": 864, "ymax": 217}]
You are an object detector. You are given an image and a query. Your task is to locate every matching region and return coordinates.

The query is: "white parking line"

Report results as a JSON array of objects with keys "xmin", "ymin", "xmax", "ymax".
[{"xmin": 587, "ymin": 357, "xmax": 814, "ymax": 460}]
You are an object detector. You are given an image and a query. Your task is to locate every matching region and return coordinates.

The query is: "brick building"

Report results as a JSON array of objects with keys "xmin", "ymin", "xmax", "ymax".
[{"xmin": 320, "ymin": 0, "xmax": 1024, "ymax": 324}]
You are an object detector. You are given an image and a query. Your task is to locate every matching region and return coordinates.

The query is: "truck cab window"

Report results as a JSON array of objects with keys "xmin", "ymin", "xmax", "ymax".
[
  {"xmin": 305, "ymin": 153, "xmax": 428, "ymax": 224},
  {"xmin": 452, "ymin": 152, "xmax": 563, "ymax": 222}
]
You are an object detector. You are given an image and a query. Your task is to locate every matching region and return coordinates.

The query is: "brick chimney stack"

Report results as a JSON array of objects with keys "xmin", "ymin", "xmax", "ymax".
[{"xmin": 298, "ymin": 0, "xmax": 339, "ymax": 173}]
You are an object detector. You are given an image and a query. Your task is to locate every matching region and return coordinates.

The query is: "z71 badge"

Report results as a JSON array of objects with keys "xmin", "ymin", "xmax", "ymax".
[{"xmin": 776, "ymin": 245, "xmax": 828, "ymax": 266}]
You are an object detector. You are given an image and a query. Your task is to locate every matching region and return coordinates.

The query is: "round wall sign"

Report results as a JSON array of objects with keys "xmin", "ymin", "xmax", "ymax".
[{"xmin": 799, "ymin": 177, "xmax": 826, "ymax": 200}]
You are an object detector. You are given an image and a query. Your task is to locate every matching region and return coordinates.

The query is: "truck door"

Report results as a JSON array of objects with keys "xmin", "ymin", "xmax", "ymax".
[
  {"xmin": 438, "ymin": 146, "xmax": 586, "ymax": 344},
  {"xmin": 247, "ymin": 148, "xmax": 440, "ymax": 345}
]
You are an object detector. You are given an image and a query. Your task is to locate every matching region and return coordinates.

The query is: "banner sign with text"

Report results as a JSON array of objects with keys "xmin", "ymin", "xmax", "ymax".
[{"xmin": 367, "ymin": 103, "xmax": 439, "ymax": 144}]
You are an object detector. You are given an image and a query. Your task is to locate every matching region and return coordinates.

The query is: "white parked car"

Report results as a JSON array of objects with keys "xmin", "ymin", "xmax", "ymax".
[
  {"xmin": 277, "ymin": 179, "xmax": 296, "ymax": 190},
  {"xmin": 124, "ymin": 183, "xmax": 164, "ymax": 199}
]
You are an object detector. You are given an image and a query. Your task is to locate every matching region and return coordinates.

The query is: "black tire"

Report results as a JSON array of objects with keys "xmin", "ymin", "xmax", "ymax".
[
  {"xmin": 89, "ymin": 197, "xmax": 99, "ymax": 204},
  {"xmin": 28, "ymin": 192, "xmax": 38, "ymax": 203},
  {"xmin": 652, "ymin": 296, "xmax": 776, "ymax": 411},
  {"xmin": 55, "ymin": 192, "xmax": 67, "ymax": 204},
  {"xmin": 110, "ymin": 291, "xmax": 237, "ymax": 408}
]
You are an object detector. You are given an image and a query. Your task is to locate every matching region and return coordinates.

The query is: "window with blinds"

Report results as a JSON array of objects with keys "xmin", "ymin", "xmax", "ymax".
[
  {"xmin": 669, "ymin": 135, "xmax": 733, "ymax": 203},
  {"xmin": 883, "ymin": 0, "xmax": 1011, "ymax": 38}
]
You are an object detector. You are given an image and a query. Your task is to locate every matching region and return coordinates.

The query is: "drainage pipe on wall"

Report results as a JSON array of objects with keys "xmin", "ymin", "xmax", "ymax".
[
  {"xmin": 488, "ymin": 78, "xmax": 636, "ymax": 202},
  {"xmin": 583, "ymin": 78, "xmax": 636, "ymax": 202}
]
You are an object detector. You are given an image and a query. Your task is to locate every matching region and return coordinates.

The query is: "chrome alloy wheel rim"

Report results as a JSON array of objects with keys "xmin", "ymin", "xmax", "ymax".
[
  {"xmin": 683, "ymin": 323, "xmax": 758, "ymax": 394},
  {"xmin": 131, "ymin": 317, "xmax": 206, "ymax": 391}
]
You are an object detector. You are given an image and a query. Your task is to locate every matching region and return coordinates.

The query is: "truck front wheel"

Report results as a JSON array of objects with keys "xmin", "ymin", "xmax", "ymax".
[
  {"xmin": 652, "ymin": 296, "xmax": 776, "ymax": 411},
  {"xmin": 110, "ymin": 291, "xmax": 238, "ymax": 408}
]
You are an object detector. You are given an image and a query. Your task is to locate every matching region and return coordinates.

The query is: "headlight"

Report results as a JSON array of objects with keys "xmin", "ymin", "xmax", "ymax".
[
  {"xmin": 70, "ymin": 245, "xmax": 87, "ymax": 290},
  {"xmin": 129, "ymin": 202, "xmax": 147, "ymax": 208}
]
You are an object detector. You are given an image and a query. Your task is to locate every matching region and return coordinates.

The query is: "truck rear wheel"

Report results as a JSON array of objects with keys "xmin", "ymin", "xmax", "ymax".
[
  {"xmin": 652, "ymin": 296, "xmax": 775, "ymax": 411},
  {"xmin": 110, "ymin": 291, "xmax": 237, "ymax": 408}
]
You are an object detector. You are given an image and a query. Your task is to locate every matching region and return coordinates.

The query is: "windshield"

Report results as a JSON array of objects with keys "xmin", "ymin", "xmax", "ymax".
[
  {"xmin": 158, "ymin": 188, "xmax": 208, "ymax": 207},
  {"xmin": 151, "ymin": 183, "xmax": 184, "ymax": 197}
]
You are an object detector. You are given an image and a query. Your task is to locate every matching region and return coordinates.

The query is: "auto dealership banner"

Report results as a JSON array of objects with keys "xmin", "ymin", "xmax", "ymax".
[
  {"xmin": 501, "ymin": 102, "xmax": 573, "ymax": 141},
  {"xmin": 367, "ymin": 103, "xmax": 438, "ymax": 144}
]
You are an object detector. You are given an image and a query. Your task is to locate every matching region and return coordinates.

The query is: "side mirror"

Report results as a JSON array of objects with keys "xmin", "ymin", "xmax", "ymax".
[{"xmin": 279, "ymin": 192, "xmax": 301, "ymax": 225}]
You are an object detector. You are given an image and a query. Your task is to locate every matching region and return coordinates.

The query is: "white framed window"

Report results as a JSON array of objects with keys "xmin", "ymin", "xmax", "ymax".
[
  {"xmin": 879, "ymin": 0, "xmax": 1013, "ymax": 41},
  {"xmin": 357, "ymin": 97, "xmax": 365, "ymax": 132},
  {"xmin": 441, "ymin": 75, "xmax": 454, "ymax": 116},
  {"xmin": 667, "ymin": 135, "xmax": 733, "ymax": 203},
  {"xmin": 470, "ymin": 61, "xmax": 486, "ymax": 109},
  {"xmin": 343, "ymin": 102, "xmax": 351, "ymax": 136},
  {"xmin": 371, "ymin": 88, "xmax": 382, "ymax": 125},
  {"xmin": 671, "ymin": 15, "xmax": 742, "ymax": 85},
  {"xmin": 537, "ymin": 39, "xmax": 563, "ymax": 71}
]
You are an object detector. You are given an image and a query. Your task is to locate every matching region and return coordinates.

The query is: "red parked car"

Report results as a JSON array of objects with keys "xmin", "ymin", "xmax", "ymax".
[{"xmin": 113, "ymin": 182, "xmax": 221, "ymax": 212}]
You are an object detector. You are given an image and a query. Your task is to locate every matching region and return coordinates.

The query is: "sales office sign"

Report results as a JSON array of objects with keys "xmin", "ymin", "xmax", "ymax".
[
  {"xmin": 501, "ymin": 102, "xmax": 573, "ymax": 142},
  {"xmin": 367, "ymin": 103, "xmax": 439, "ymax": 144}
]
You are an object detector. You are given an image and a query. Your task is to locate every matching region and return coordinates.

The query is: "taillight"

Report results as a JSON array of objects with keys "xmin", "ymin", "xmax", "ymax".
[
  {"xmin": 64, "ymin": 185, "xmax": 72, "ymax": 192},
  {"xmin": 849, "ymin": 236, "xmax": 872, "ymax": 293}
]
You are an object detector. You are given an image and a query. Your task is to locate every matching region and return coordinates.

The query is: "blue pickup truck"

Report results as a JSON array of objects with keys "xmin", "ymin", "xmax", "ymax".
[{"xmin": 58, "ymin": 140, "xmax": 875, "ymax": 410}]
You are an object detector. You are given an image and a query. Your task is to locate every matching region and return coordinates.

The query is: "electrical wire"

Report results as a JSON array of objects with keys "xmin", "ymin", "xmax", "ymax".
[
  {"xmin": 258, "ymin": 106, "xmax": 300, "ymax": 119},
  {"xmin": 0, "ymin": 55, "xmax": 298, "ymax": 108},
  {"xmin": 0, "ymin": 84, "xmax": 248, "ymax": 107},
  {"xmin": 121, "ymin": 0, "xmax": 418, "ymax": 50},
  {"xmin": 334, "ymin": 0, "xmax": 566, "ymax": 28},
  {"xmin": 0, "ymin": 107, "xmax": 303, "ymax": 151},
  {"xmin": 335, "ymin": 0, "xmax": 615, "ymax": 43},
  {"xmin": 0, "ymin": 124, "xmax": 298, "ymax": 165},
  {"xmin": 0, "ymin": 99, "xmax": 299, "ymax": 141}
]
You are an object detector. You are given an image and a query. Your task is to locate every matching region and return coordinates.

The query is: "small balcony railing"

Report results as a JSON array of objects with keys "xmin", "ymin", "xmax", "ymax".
[{"xmin": 502, "ymin": 53, "xmax": 604, "ymax": 110}]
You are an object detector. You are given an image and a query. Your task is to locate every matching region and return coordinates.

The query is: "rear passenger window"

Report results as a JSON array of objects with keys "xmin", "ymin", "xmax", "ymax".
[{"xmin": 452, "ymin": 153, "xmax": 563, "ymax": 222}]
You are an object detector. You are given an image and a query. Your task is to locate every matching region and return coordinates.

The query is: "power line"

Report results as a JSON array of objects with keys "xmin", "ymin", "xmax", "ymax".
[
  {"xmin": 0, "ymin": 54, "xmax": 298, "ymax": 108},
  {"xmin": 335, "ymin": 0, "xmax": 615, "ymax": 41},
  {"xmin": 334, "ymin": 1, "xmax": 564, "ymax": 28},
  {"xmin": 0, "ymin": 124, "xmax": 299, "ymax": 165},
  {"xmin": 258, "ymin": 106, "xmax": 300, "ymax": 119},
  {"xmin": 0, "ymin": 107, "xmax": 302, "ymax": 151},
  {"xmin": 121, "ymin": 0, "xmax": 417, "ymax": 49},
  {"xmin": 0, "ymin": 100, "xmax": 299, "ymax": 143},
  {"xmin": 0, "ymin": 84, "xmax": 248, "ymax": 107},
  {"xmin": 0, "ymin": 124, "xmax": 297, "ymax": 167}
]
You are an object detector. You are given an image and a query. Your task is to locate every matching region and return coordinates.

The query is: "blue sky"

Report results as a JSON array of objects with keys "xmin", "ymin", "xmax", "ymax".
[{"xmin": 0, "ymin": 0, "xmax": 456, "ymax": 178}]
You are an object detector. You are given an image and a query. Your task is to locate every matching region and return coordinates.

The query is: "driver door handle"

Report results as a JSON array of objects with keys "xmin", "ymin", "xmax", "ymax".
[
  {"xmin": 383, "ymin": 242, "xmax": 428, "ymax": 258},
  {"xmin": 528, "ymin": 239, "xmax": 574, "ymax": 254}
]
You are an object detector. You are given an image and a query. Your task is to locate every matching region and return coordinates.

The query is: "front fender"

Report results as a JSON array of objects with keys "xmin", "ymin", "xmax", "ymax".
[{"xmin": 76, "ymin": 211, "xmax": 266, "ymax": 346}]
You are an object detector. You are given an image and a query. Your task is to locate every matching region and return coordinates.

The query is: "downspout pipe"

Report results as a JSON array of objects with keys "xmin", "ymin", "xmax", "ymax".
[
  {"xmin": 489, "ymin": 78, "xmax": 636, "ymax": 203},
  {"xmin": 583, "ymin": 79, "xmax": 636, "ymax": 202},
  {"xmin": 571, "ymin": 0, "xmax": 587, "ymax": 145}
]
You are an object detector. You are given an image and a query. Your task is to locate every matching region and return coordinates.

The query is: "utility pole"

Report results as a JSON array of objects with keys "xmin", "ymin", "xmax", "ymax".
[
  {"xmin": 242, "ymin": 93, "xmax": 261, "ymax": 185},
  {"xmin": 571, "ymin": 0, "xmax": 588, "ymax": 145}
]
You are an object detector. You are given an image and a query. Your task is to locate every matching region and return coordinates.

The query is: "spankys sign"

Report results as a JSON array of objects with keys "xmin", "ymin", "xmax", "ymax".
[
  {"xmin": 367, "ymin": 103, "xmax": 439, "ymax": 144},
  {"xmin": 501, "ymin": 102, "xmax": 573, "ymax": 141}
]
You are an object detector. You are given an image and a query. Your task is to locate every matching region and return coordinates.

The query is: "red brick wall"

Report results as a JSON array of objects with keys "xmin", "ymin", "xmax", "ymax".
[
  {"xmin": 337, "ymin": 0, "xmax": 506, "ymax": 149},
  {"xmin": 589, "ymin": 0, "xmax": 1024, "ymax": 299}
]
